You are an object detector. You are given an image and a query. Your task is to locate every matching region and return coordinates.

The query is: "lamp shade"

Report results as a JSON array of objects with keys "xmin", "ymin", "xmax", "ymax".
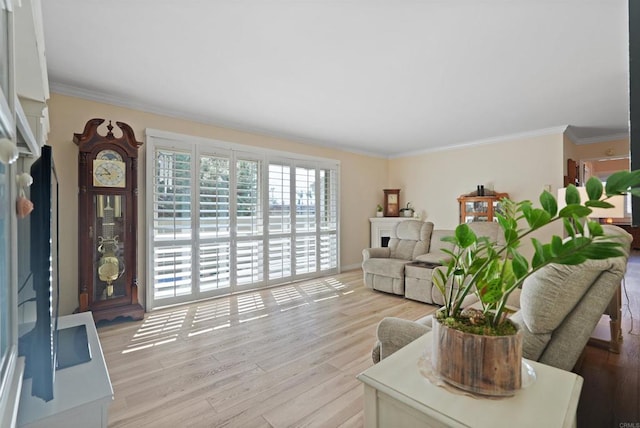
[{"xmin": 557, "ymin": 187, "xmax": 625, "ymax": 219}]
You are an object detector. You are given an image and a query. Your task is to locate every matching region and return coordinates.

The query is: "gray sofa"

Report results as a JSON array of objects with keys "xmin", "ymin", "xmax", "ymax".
[
  {"xmin": 361, "ymin": 220, "xmax": 435, "ymax": 296},
  {"xmin": 362, "ymin": 220, "xmax": 504, "ymax": 304},
  {"xmin": 371, "ymin": 224, "xmax": 632, "ymax": 372}
]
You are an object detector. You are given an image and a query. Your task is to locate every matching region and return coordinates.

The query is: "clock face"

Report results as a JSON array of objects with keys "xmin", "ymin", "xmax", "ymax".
[
  {"xmin": 388, "ymin": 194, "xmax": 398, "ymax": 204},
  {"xmin": 96, "ymin": 149, "xmax": 123, "ymax": 161},
  {"xmin": 93, "ymin": 159, "xmax": 126, "ymax": 188}
]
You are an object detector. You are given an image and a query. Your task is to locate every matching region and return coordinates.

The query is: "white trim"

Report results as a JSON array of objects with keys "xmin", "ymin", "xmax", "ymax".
[
  {"xmin": 51, "ymin": 81, "xmax": 632, "ymax": 158},
  {"xmin": 565, "ymin": 129, "xmax": 629, "ymax": 145},
  {"xmin": 390, "ymin": 126, "xmax": 569, "ymax": 159},
  {"xmin": 145, "ymin": 128, "xmax": 340, "ymax": 167}
]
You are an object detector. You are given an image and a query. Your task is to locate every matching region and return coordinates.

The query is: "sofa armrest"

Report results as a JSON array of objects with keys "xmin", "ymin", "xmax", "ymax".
[
  {"xmin": 362, "ymin": 247, "xmax": 391, "ymax": 261},
  {"xmin": 376, "ymin": 317, "xmax": 431, "ymax": 362}
]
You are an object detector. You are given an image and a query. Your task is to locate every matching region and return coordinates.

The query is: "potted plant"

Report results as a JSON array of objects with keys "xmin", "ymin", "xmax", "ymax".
[
  {"xmin": 376, "ymin": 204, "xmax": 384, "ymax": 217},
  {"xmin": 399, "ymin": 202, "xmax": 415, "ymax": 217},
  {"xmin": 432, "ymin": 171, "xmax": 640, "ymax": 396}
]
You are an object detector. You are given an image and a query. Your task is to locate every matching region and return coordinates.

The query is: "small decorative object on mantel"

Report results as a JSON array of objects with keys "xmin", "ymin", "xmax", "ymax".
[
  {"xmin": 383, "ymin": 189, "xmax": 400, "ymax": 217},
  {"xmin": 432, "ymin": 172, "xmax": 640, "ymax": 396},
  {"xmin": 399, "ymin": 202, "xmax": 414, "ymax": 217},
  {"xmin": 376, "ymin": 204, "xmax": 383, "ymax": 217}
]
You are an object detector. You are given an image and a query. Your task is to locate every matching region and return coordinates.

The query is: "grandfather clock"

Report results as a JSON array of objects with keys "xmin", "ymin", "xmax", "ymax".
[{"xmin": 74, "ymin": 118, "xmax": 144, "ymax": 322}]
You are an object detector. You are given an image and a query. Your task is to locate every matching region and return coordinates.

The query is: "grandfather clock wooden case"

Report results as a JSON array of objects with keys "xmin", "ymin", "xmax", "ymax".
[{"xmin": 74, "ymin": 119, "xmax": 144, "ymax": 322}]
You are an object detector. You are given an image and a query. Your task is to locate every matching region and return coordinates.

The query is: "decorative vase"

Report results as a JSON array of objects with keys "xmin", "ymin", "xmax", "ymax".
[
  {"xmin": 376, "ymin": 211, "xmax": 383, "ymax": 217},
  {"xmin": 431, "ymin": 319, "xmax": 523, "ymax": 396}
]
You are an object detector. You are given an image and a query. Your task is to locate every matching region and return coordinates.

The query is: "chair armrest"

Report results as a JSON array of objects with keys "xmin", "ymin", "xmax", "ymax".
[{"xmin": 362, "ymin": 247, "xmax": 391, "ymax": 261}]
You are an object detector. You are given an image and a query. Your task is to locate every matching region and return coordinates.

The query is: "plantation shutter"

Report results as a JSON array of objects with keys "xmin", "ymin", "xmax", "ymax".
[{"xmin": 152, "ymin": 148, "xmax": 194, "ymax": 299}]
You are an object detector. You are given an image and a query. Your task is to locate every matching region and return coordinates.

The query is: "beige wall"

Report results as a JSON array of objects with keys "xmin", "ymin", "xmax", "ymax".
[
  {"xmin": 388, "ymin": 134, "xmax": 566, "ymax": 258},
  {"xmin": 389, "ymin": 134, "xmax": 565, "ymax": 229},
  {"xmin": 47, "ymin": 93, "xmax": 596, "ymax": 316},
  {"xmin": 48, "ymin": 93, "xmax": 387, "ymax": 315}
]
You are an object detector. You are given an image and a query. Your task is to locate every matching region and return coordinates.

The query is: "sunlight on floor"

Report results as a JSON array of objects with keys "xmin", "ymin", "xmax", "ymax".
[{"xmin": 123, "ymin": 275, "xmax": 355, "ymax": 354}]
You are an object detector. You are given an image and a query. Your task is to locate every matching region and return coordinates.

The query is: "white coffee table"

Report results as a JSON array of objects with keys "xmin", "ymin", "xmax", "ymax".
[{"xmin": 357, "ymin": 332, "xmax": 583, "ymax": 428}]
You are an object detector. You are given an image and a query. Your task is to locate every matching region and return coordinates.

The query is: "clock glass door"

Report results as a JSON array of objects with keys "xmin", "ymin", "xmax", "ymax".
[{"xmin": 93, "ymin": 194, "xmax": 126, "ymax": 301}]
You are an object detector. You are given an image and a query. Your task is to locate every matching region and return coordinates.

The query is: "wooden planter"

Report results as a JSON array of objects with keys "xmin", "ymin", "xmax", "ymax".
[{"xmin": 431, "ymin": 319, "xmax": 523, "ymax": 396}]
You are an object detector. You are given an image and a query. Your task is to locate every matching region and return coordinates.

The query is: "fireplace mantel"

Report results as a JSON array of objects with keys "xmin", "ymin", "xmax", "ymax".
[{"xmin": 369, "ymin": 217, "xmax": 417, "ymax": 248}]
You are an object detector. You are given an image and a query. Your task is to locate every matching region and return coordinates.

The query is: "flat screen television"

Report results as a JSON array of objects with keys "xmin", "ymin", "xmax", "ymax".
[{"xmin": 18, "ymin": 145, "xmax": 59, "ymax": 402}]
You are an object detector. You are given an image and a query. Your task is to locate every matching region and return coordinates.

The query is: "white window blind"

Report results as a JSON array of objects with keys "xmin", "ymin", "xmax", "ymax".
[
  {"xmin": 146, "ymin": 129, "xmax": 340, "ymax": 310},
  {"xmin": 199, "ymin": 154, "xmax": 231, "ymax": 292},
  {"xmin": 152, "ymin": 149, "xmax": 193, "ymax": 300}
]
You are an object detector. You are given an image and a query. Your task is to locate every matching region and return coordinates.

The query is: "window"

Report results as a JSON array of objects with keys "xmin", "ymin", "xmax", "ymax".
[{"xmin": 146, "ymin": 130, "xmax": 340, "ymax": 309}]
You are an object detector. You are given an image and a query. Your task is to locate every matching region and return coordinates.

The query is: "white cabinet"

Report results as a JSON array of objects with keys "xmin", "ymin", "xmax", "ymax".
[
  {"xmin": 358, "ymin": 334, "xmax": 583, "ymax": 428},
  {"xmin": 17, "ymin": 312, "xmax": 113, "ymax": 428}
]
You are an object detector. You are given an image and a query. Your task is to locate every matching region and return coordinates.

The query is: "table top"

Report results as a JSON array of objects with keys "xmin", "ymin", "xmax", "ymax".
[{"xmin": 357, "ymin": 333, "xmax": 583, "ymax": 428}]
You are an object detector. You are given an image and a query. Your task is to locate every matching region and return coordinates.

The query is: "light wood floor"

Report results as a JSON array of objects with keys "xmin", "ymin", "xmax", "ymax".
[
  {"xmin": 98, "ymin": 270, "xmax": 434, "ymax": 427},
  {"xmin": 98, "ymin": 261, "xmax": 640, "ymax": 428}
]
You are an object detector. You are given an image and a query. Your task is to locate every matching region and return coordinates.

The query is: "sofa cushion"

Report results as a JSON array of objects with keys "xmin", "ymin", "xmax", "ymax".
[
  {"xmin": 362, "ymin": 258, "xmax": 409, "ymax": 279},
  {"xmin": 519, "ymin": 259, "xmax": 622, "ymax": 334},
  {"xmin": 389, "ymin": 221, "xmax": 434, "ymax": 260}
]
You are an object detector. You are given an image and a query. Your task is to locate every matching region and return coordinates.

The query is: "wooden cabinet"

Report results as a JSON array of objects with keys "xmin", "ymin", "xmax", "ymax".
[{"xmin": 458, "ymin": 192, "xmax": 508, "ymax": 224}]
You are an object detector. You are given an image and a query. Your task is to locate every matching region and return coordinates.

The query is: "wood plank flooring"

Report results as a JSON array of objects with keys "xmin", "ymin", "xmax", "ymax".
[
  {"xmin": 576, "ymin": 252, "xmax": 640, "ymax": 427},
  {"xmin": 98, "ymin": 270, "xmax": 433, "ymax": 427},
  {"xmin": 98, "ymin": 259, "xmax": 640, "ymax": 428}
]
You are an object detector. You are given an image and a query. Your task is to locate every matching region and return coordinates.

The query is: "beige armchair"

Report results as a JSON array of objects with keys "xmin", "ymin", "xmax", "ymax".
[{"xmin": 372, "ymin": 225, "xmax": 632, "ymax": 372}]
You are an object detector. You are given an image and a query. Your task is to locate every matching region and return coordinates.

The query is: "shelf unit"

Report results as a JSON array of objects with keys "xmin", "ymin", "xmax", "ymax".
[{"xmin": 457, "ymin": 192, "xmax": 509, "ymax": 224}]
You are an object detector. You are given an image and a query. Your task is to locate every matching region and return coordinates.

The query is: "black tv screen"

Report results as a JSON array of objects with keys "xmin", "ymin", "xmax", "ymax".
[{"xmin": 19, "ymin": 145, "xmax": 59, "ymax": 401}]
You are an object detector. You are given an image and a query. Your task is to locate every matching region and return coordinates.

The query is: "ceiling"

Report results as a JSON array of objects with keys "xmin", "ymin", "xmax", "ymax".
[{"xmin": 40, "ymin": 0, "xmax": 630, "ymax": 158}]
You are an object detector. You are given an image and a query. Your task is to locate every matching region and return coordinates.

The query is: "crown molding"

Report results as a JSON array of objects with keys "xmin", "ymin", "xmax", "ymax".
[
  {"xmin": 564, "ymin": 129, "xmax": 629, "ymax": 145},
  {"xmin": 390, "ymin": 126, "xmax": 570, "ymax": 159},
  {"xmin": 49, "ymin": 81, "xmax": 388, "ymax": 159}
]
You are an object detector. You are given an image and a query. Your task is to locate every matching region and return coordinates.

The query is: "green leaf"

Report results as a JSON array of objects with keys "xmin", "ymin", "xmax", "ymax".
[
  {"xmin": 441, "ymin": 235, "xmax": 458, "ymax": 244},
  {"xmin": 587, "ymin": 221, "xmax": 604, "ymax": 237},
  {"xmin": 539, "ymin": 190, "xmax": 557, "ymax": 217},
  {"xmin": 565, "ymin": 185, "xmax": 581, "ymax": 205},
  {"xmin": 531, "ymin": 238, "xmax": 545, "ymax": 268},
  {"xmin": 550, "ymin": 235, "xmax": 563, "ymax": 256},
  {"xmin": 523, "ymin": 208, "xmax": 551, "ymax": 230},
  {"xmin": 503, "ymin": 228, "xmax": 518, "ymax": 245},
  {"xmin": 559, "ymin": 205, "xmax": 592, "ymax": 218},
  {"xmin": 585, "ymin": 200, "xmax": 614, "ymax": 209},
  {"xmin": 585, "ymin": 177, "xmax": 603, "ymax": 201},
  {"xmin": 555, "ymin": 254, "xmax": 588, "ymax": 265},
  {"xmin": 573, "ymin": 216, "xmax": 585, "ymax": 235},
  {"xmin": 455, "ymin": 223, "xmax": 476, "ymax": 248},
  {"xmin": 580, "ymin": 242, "xmax": 624, "ymax": 259},
  {"xmin": 510, "ymin": 251, "xmax": 529, "ymax": 279},
  {"xmin": 563, "ymin": 217, "xmax": 575, "ymax": 238},
  {"xmin": 603, "ymin": 170, "xmax": 640, "ymax": 196},
  {"xmin": 478, "ymin": 278, "xmax": 504, "ymax": 304}
]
